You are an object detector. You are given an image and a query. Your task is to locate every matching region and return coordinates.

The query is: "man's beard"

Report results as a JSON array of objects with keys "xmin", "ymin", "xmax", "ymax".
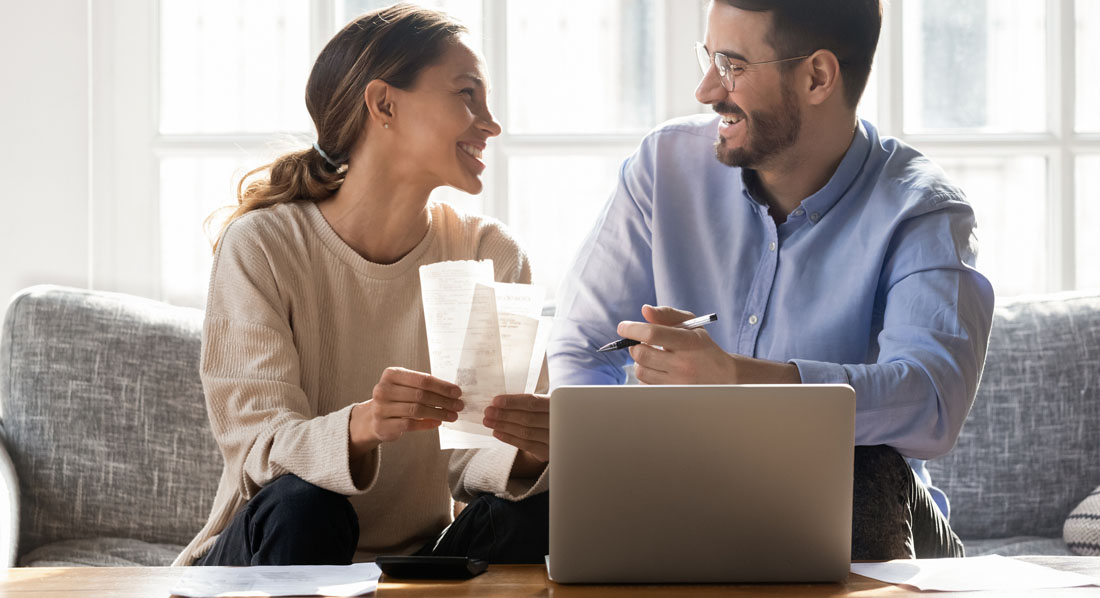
[{"xmin": 714, "ymin": 82, "xmax": 801, "ymax": 169}]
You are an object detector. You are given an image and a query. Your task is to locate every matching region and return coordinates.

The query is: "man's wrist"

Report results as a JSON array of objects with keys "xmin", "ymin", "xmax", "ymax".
[{"xmin": 734, "ymin": 355, "xmax": 803, "ymax": 384}]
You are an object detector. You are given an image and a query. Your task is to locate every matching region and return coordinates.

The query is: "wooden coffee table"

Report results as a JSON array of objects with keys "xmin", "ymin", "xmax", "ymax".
[{"xmin": 2, "ymin": 557, "xmax": 1099, "ymax": 597}]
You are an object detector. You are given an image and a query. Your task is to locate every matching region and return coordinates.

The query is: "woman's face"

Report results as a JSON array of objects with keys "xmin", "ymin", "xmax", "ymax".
[{"xmin": 390, "ymin": 36, "xmax": 502, "ymax": 195}]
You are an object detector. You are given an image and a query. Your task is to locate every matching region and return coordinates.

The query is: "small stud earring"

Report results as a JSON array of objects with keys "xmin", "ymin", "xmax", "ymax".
[{"xmin": 383, "ymin": 123, "xmax": 389, "ymax": 129}]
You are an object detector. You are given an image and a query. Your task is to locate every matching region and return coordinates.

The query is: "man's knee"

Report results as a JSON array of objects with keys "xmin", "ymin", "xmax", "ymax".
[{"xmin": 851, "ymin": 446, "xmax": 916, "ymax": 560}]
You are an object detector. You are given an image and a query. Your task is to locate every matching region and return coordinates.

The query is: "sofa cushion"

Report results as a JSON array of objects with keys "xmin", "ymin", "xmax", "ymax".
[
  {"xmin": 964, "ymin": 536, "xmax": 1075, "ymax": 557},
  {"xmin": 1064, "ymin": 487, "xmax": 1100, "ymax": 555},
  {"xmin": 927, "ymin": 292, "xmax": 1100, "ymax": 540},
  {"xmin": 18, "ymin": 537, "xmax": 183, "ymax": 567},
  {"xmin": 0, "ymin": 286, "xmax": 222, "ymax": 558}
]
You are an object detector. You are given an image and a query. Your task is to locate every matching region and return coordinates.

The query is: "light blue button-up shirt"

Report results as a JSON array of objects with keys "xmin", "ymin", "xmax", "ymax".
[{"xmin": 547, "ymin": 116, "xmax": 995, "ymax": 517}]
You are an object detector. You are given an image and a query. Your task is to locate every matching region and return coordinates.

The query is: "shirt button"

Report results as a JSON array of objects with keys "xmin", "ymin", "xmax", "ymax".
[
  {"xmin": 793, "ymin": 209, "xmax": 804, "ymax": 217},
  {"xmin": 748, "ymin": 314, "xmax": 759, "ymax": 325},
  {"xmin": 810, "ymin": 212, "xmax": 820, "ymax": 222},
  {"xmin": 768, "ymin": 242, "xmax": 776, "ymax": 252}
]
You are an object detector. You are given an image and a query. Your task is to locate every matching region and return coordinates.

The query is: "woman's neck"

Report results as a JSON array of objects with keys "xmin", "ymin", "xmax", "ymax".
[{"xmin": 317, "ymin": 155, "xmax": 434, "ymax": 265}]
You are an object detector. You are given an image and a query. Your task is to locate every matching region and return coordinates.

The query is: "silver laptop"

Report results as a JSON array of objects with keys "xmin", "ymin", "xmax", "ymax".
[{"xmin": 548, "ymin": 384, "xmax": 855, "ymax": 584}]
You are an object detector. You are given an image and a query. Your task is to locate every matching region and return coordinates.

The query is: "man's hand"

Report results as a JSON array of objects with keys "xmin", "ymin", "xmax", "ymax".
[
  {"xmin": 483, "ymin": 393, "xmax": 549, "ymax": 469},
  {"xmin": 619, "ymin": 305, "xmax": 802, "ymax": 385}
]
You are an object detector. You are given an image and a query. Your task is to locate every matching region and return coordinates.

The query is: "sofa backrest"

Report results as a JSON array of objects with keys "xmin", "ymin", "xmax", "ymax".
[
  {"xmin": 0, "ymin": 286, "xmax": 221, "ymax": 556},
  {"xmin": 928, "ymin": 291, "xmax": 1100, "ymax": 540}
]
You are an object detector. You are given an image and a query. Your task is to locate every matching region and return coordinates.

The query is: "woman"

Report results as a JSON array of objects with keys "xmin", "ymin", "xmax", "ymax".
[{"xmin": 174, "ymin": 3, "xmax": 549, "ymax": 567}]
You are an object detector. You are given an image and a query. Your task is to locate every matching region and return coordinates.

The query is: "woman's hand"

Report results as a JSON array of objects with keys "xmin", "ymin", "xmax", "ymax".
[
  {"xmin": 349, "ymin": 367, "xmax": 463, "ymax": 459},
  {"xmin": 483, "ymin": 393, "xmax": 550, "ymax": 467}
]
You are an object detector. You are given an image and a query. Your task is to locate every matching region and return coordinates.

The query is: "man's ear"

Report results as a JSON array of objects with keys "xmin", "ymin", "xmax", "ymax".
[
  {"xmin": 363, "ymin": 79, "xmax": 395, "ymax": 124},
  {"xmin": 804, "ymin": 49, "xmax": 843, "ymax": 107}
]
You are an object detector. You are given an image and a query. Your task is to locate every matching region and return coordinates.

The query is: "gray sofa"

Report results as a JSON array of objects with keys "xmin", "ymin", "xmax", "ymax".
[{"xmin": 1, "ymin": 285, "xmax": 1098, "ymax": 566}]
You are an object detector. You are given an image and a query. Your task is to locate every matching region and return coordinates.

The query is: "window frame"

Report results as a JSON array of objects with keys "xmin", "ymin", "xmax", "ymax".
[
  {"xmin": 871, "ymin": 0, "xmax": 1100, "ymax": 292},
  {"xmin": 91, "ymin": 0, "xmax": 1099, "ymax": 304},
  {"xmin": 91, "ymin": 0, "xmax": 703, "ymax": 305}
]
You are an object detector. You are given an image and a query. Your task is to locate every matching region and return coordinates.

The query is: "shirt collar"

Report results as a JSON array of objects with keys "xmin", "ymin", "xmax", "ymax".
[{"xmin": 739, "ymin": 119, "xmax": 873, "ymax": 225}]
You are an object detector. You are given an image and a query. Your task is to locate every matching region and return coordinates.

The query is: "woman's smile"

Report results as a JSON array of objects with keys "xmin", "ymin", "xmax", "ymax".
[{"xmin": 458, "ymin": 141, "xmax": 487, "ymax": 174}]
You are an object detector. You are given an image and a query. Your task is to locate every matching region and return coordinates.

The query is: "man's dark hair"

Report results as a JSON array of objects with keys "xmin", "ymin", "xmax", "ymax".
[{"xmin": 719, "ymin": 0, "xmax": 881, "ymax": 108}]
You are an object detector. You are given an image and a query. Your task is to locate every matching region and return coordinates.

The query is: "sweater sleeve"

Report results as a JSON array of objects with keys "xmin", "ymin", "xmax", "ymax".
[
  {"xmin": 447, "ymin": 221, "xmax": 549, "ymax": 501},
  {"xmin": 202, "ymin": 218, "xmax": 378, "ymax": 500}
]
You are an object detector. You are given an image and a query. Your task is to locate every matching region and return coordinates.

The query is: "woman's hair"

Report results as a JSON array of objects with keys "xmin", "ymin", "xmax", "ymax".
[{"xmin": 209, "ymin": 3, "xmax": 467, "ymax": 249}]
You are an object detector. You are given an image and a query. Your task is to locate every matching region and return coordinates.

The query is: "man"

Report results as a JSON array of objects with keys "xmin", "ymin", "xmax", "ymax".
[{"xmin": 542, "ymin": 0, "xmax": 995, "ymax": 558}]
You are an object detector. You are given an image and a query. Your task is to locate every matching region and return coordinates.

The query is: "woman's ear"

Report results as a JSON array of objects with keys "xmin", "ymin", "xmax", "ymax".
[
  {"xmin": 364, "ymin": 79, "xmax": 395, "ymax": 125},
  {"xmin": 805, "ymin": 49, "xmax": 842, "ymax": 107}
]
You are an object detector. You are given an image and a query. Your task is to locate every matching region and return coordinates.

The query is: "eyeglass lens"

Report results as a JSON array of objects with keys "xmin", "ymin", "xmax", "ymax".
[{"xmin": 695, "ymin": 44, "xmax": 734, "ymax": 91}]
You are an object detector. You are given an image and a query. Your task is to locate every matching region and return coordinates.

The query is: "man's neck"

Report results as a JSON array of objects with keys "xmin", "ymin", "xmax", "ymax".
[{"xmin": 753, "ymin": 115, "xmax": 859, "ymax": 223}]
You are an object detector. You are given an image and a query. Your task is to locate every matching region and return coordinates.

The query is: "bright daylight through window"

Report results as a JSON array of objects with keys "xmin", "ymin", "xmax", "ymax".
[{"xmin": 153, "ymin": 0, "xmax": 1098, "ymax": 307}]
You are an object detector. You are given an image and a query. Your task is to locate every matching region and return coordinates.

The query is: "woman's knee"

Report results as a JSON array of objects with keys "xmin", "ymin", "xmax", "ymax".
[
  {"xmin": 254, "ymin": 475, "xmax": 359, "ymax": 540},
  {"xmin": 432, "ymin": 493, "xmax": 548, "ymax": 563}
]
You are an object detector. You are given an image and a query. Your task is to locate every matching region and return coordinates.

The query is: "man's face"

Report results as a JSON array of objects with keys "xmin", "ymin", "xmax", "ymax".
[{"xmin": 695, "ymin": 3, "xmax": 802, "ymax": 170}]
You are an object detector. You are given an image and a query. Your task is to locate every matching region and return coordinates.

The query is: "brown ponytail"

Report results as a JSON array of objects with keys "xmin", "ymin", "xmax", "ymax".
[{"xmin": 209, "ymin": 3, "xmax": 467, "ymax": 251}]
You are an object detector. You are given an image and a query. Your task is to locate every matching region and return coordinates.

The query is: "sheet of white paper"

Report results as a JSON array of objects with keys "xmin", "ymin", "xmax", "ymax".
[
  {"xmin": 171, "ymin": 563, "xmax": 381, "ymax": 597},
  {"xmin": 438, "ymin": 424, "xmax": 501, "ymax": 449},
  {"xmin": 850, "ymin": 555, "xmax": 1100, "ymax": 592},
  {"xmin": 451, "ymin": 282, "xmax": 506, "ymax": 420},
  {"xmin": 421, "ymin": 262, "xmax": 507, "ymax": 449},
  {"xmin": 492, "ymin": 282, "xmax": 545, "ymax": 319},
  {"xmin": 493, "ymin": 282, "xmax": 545, "ymax": 394},
  {"xmin": 420, "ymin": 260, "xmax": 495, "ymax": 384},
  {"xmin": 524, "ymin": 316, "xmax": 554, "ymax": 394},
  {"xmin": 420, "ymin": 261, "xmax": 549, "ymax": 450},
  {"xmin": 498, "ymin": 312, "xmax": 540, "ymax": 394}
]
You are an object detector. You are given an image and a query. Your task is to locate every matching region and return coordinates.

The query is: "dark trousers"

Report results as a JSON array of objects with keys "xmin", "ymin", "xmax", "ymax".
[
  {"xmin": 852, "ymin": 445, "xmax": 964, "ymax": 559},
  {"xmin": 420, "ymin": 492, "xmax": 549, "ymax": 563},
  {"xmin": 197, "ymin": 446, "xmax": 961, "ymax": 566},
  {"xmin": 195, "ymin": 474, "xmax": 547, "ymax": 566},
  {"xmin": 196, "ymin": 474, "xmax": 360, "ymax": 566}
]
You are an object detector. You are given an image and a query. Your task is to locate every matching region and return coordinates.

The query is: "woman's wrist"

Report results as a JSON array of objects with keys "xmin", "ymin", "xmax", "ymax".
[
  {"xmin": 511, "ymin": 449, "xmax": 548, "ymax": 478},
  {"xmin": 349, "ymin": 402, "xmax": 382, "ymax": 461}
]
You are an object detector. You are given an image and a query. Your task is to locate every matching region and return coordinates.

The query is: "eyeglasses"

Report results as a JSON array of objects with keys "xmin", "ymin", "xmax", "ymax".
[{"xmin": 695, "ymin": 42, "xmax": 810, "ymax": 92}]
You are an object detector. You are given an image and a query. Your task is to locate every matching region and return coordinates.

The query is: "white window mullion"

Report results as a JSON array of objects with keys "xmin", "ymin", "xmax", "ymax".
[
  {"xmin": 882, "ymin": 0, "xmax": 905, "ymax": 138},
  {"xmin": 501, "ymin": 141, "xmax": 638, "ymax": 159},
  {"xmin": 312, "ymin": 0, "xmax": 336, "ymax": 61},
  {"xmin": 1053, "ymin": 0, "xmax": 1077, "ymax": 291},
  {"xmin": 482, "ymin": 0, "xmax": 509, "ymax": 224},
  {"xmin": 658, "ymin": 0, "xmax": 706, "ymax": 120},
  {"xmin": 91, "ymin": 0, "xmax": 161, "ymax": 300}
]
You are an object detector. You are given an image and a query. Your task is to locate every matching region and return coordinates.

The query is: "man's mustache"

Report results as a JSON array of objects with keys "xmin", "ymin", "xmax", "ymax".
[{"xmin": 714, "ymin": 102, "xmax": 746, "ymax": 119}]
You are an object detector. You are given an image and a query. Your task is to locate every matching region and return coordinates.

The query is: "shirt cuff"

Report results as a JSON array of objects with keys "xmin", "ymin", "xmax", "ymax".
[{"xmin": 789, "ymin": 359, "xmax": 850, "ymax": 385}]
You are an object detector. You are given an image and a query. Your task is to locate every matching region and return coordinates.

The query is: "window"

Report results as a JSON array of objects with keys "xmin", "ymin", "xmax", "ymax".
[
  {"xmin": 116, "ymin": 0, "xmax": 700, "ymax": 307},
  {"xmin": 95, "ymin": 0, "xmax": 1098, "ymax": 306},
  {"xmin": 863, "ymin": 0, "xmax": 1100, "ymax": 297}
]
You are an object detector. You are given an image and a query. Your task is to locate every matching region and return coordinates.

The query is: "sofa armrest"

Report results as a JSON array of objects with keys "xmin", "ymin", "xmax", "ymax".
[{"xmin": 0, "ymin": 437, "xmax": 19, "ymax": 567}]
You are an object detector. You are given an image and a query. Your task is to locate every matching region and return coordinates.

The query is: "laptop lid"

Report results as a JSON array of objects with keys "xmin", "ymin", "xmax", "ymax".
[{"xmin": 548, "ymin": 384, "xmax": 855, "ymax": 584}]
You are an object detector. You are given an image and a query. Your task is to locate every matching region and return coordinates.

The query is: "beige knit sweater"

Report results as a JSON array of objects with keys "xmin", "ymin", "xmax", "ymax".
[{"xmin": 174, "ymin": 200, "xmax": 549, "ymax": 566}]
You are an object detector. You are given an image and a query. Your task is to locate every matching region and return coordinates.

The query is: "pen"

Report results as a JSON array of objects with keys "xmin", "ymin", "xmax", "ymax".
[{"xmin": 597, "ymin": 313, "xmax": 719, "ymax": 352}]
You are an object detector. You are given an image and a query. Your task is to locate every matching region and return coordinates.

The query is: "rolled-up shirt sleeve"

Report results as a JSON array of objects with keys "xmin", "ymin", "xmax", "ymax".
[
  {"xmin": 792, "ymin": 197, "xmax": 994, "ymax": 459},
  {"xmin": 549, "ymin": 150, "xmax": 658, "ymax": 389}
]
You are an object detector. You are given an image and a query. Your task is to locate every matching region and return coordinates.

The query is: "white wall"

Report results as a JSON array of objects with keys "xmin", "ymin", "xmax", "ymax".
[{"xmin": 0, "ymin": 2, "xmax": 91, "ymax": 306}]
